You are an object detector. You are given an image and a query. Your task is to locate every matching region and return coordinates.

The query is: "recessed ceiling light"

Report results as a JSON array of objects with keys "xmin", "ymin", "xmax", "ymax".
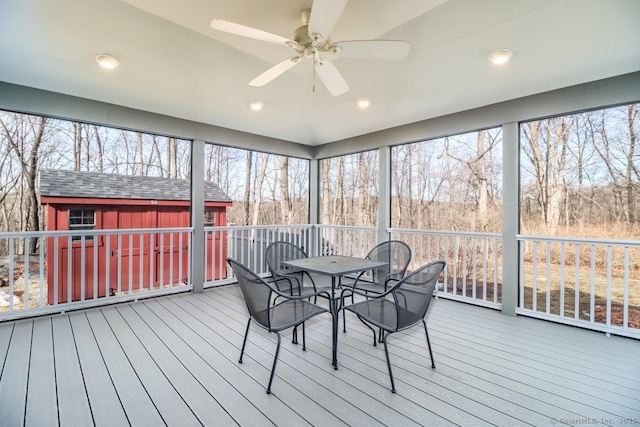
[
  {"xmin": 95, "ymin": 54, "xmax": 119, "ymax": 69},
  {"xmin": 249, "ymin": 100, "xmax": 264, "ymax": 111},
  {"xmin": 488, "ymin": 49, "xmax": 512, "ymax": 65},
  {"xmin": 357, "ymin": 98, "xmax": 371, "ymax": 109}
]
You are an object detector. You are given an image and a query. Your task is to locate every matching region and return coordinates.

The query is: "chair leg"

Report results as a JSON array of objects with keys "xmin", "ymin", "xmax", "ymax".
[
  {"xmin": 239, "ymin": 318, "xmax": 251, "ymax": 363},
  {"xmin": 302, "ymin": 322, "xmax": 306, "ymax": 351},
  {"xmin": 292, "ymin": 325, "xmax": 299, "ymax": 345},
  {"xmin": 356, "ymin": 314, "xmax": 377, "ymax": 346},
  {"xmin": 423, "ymin": 320, "xmax": 436, "ymax": 369},
  {"xmin": 381, "ymin": 332, "xmax": 396, "ymax": 393},
  {"xmin": 342, "ymin": 290, "xmax": 356, "ymax": 333},
  {"xmin": 342, "ymin": 298, "xmax": 347, "ymax": 333},
  {"xmin": 267, "ymin": 332, "xmax": 282, "ymax": 394}
]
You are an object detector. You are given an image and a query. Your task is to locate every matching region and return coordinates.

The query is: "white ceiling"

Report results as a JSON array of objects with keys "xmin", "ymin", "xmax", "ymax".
[{"xmin": 1, "ymin": 0, "xmax": 639, "ymax": 146}]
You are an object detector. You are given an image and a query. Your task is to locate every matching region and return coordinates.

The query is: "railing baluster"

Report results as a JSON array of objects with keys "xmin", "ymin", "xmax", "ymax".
[
  {"xmin": 532, "ymin": 241, "xmax": 538, "ymax": 312},
  {"xmin": 80, "ymin": 235, "xmax": 86, "ymax": 302},
  {"xmin": 590, "ymin": 245, "xmax": 596, "ymax": 323},
  {"xmin": 8, "ymin": 238, "xmax": 14, "ymax": 311},
  {"xmin": 24, "ymin": 240, "xmax": 30, "ymax": 309},
  {"xmin": 117, "ymin": 234, "xmax": 122, "ymax": 295},
  {"xmin": 128, "ymin": 233, "xmax": 134, "ymax": 293},
  {"xmin": 519, "ymin": 240, "xmax": 525, "ymax": 309},
  {"xmin": 575, "ymin": 245, "xmax": 580, "ymax": 320},
  {"xmin": 93, "ymin": 234, "xmax": 99, "ymax": 300},
  {"xmin": 67, "ymin": 235, "xmax": 73, "ymax": 304},
  {"xmin": 560, "ymin": 242, "xmax": 565, "ymax": 317},
  {"xmin": 169, "ymin": 232, "xmax": 175, "ymax": 288},
  {"xmin": 472, "ymin": 237, "xmax": 477, "ymax": 300},
  {"xmin": 623, "ymin": 247, "xmax": 629, "ymax": 329},
  {"xmin": 139, "ymin": 233, "xmax": 144, "ymax": 291},
  {"xmin": 39, "ymin": 237, "xmax": 46, "ymax": 307},
  {"xmin": 606, "ymin": 246, "xmax": 612, "ymax": 331},
  {"xmin": 482, "ymin": 237, "xmax": 487, "ymax": 302}
]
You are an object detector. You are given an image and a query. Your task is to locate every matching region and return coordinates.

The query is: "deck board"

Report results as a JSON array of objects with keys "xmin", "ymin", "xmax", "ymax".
[
  {"xmin": 67, "ymin": 311, "xmax": 130, "ymax": 427},
  {"xmin": 51, "ymin": 314, "xmax": 94, "ymax": 426},
  {"xmin": 100, "ymin": 305, "xmax": 203, "ymax": 426},
  {"xmin": 156, "ymin": 294, "xmax": 313, "ymax": 426},
  {"xmin": 0, "ymin": 284, "xmax": 638, "ymax": 426},
  {"xmin": 125, "ymin": 301, "xmax": 247, "ymax": 426},
  {"xmin": 84, "ymin": 308, "xmax": 165, "ymax": 426},
  {"xmin": 0, "ymin": 321, "xmax": 31, "ymax": 427}
]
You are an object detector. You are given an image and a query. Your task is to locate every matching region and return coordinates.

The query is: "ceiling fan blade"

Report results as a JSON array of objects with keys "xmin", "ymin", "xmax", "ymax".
[
  {"xmin": 308, "ymin": 0, "xmax": 348, "ymax": 38},
  {"xmin": 315, "ymin": 60, "xmax": 349, "ymax": 96},
  {"xmin": 330, "ymin": 40, "xmax": 411, "ymax": 60},
  {"xmin": 249, "ymin": 56, "xmax": 303, "ymax": 87},
  {"xmin": 211, "ymin": 19, "xmax": 293, "ymax": 46}
]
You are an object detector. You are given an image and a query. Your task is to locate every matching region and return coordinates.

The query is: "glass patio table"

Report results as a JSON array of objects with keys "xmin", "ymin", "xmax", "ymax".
[{"xmin": 281, "ymin": 254, "xmax": 386, "ymax": 369}]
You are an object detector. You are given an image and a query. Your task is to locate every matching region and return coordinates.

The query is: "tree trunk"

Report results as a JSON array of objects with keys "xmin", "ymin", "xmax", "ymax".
[
  {"xmin": 279, "ymin": 156, "xmax": 293, "ymax": 224},
  {"xmin": 251, "ymin": 154, "xmax": 269, "ymax": 226},
  {"xmin": 626, "ymin": 104, "xmax": 638, "ymax": 224},
  {"xmin": 321, "ymin": 159, "xmax": 331, "ymax": 225}
]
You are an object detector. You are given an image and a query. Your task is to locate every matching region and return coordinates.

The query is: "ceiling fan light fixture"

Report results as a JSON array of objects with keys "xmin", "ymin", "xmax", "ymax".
[
  {"xmin": 357, "ymin": 98, "xmax": 371, "ymax": 109},
  {"xmin": 488, "ymin": 48, "xmax": 512, "ymax": 65},
  {"xmin": 249, "ymin": 100, "xmax": 264, "ymax": 111},
  {"xmin": 95, "ymin": 54, "xmax": 119, "ymax": 69}
]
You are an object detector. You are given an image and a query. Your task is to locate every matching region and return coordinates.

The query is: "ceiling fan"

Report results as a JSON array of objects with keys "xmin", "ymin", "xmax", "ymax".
[{"xmin": 210, "ymin": 0, "xmax": 410, "ymax": 96}]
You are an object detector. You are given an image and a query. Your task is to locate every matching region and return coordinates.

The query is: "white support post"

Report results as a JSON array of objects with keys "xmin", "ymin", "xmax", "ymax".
[
  {"xmin": 502, "ymin": 122, "xmax": 519, "ymax": 316},
  {"xmin": 378, "ymin": 146, "xmax": 391, "ymax": 243},
  {"xmin": 309, "ymin": 159, "xmax": 320, "ymax": 257},
  {"xmin": 191, "ymin": 139, "xmax": 205, "ymax": 293}
]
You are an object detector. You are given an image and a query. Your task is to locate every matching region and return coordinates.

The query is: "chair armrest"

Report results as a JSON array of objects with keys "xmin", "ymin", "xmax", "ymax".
[
  {"xmin": 341, "ymin": 280, "xmax": 399, "ymax": 302},
  {"xmin": 270, "ymin": 284, "xmax": 331, "ymax": 301},
  {"xmin": 268, "ymin": 276, "xmax": 296, "ymax": 293},
  {"xmin": 343, "ymin": 271, "xmax": 367, "ymax": 288}
]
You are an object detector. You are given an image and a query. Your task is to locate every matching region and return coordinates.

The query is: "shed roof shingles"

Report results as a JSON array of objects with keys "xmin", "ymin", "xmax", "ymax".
[{"xmin": 39, "ymin": 169, "xmax": 232, "ymax": 203}]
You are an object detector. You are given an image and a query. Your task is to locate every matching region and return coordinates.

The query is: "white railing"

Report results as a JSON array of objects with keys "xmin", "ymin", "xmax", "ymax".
[
  {"xmin": 3, "ymin": 225, "xmax": 637, "ymax": 339},
  {"xmin": 314, "ymin": 225, "xmax": 378, "ymax": 257},
  {"xmin": 204, "ymin": 224, "xmax": 315, "ymax": 286},
  {"xmin": 0, "ymin": 228, "xmax": 192, "ymax": 320},
  {"xmin": 391, "ymin": 228, "xmax": 502, "ymax": 309},
  {"xmin": 517, "ymin": 235, "xmax": 640, "ymax": 339}
]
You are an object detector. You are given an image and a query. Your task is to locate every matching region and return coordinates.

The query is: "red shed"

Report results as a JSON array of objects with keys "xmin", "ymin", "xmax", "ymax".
[{"xmin": 39, "ymin": 169, "xmax": 232, "ymax": 304}]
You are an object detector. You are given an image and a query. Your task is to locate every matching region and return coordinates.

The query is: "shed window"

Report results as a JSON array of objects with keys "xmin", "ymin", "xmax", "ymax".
[
  {"xmin": 204, "ymin": 210, "xmax": 216, "ymax": 227},
  {"xmin": 69, "ymin": 209, "xmax": 95, "ymax": 240}
]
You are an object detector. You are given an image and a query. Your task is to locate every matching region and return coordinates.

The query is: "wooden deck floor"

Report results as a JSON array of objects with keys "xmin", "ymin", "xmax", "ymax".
[{"xmin": 0, "ymin": 284, "xmax": 638, "ymax": 426}]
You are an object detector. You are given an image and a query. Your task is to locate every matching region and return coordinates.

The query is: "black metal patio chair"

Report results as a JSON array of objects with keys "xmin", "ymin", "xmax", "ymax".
[
  {"xmin": 227, "ymin": 257, "xmax": 330, "ymax": 394},
  {"xmin": 340, "ymin": 240, "xmax": 412, "ymax": 333},
  {"xmin": 265, "ymin": 240, "xmax": 334, "ymax": 301},
  {"xmin": 342, "ymin": 259, "xmax": 446, "ymax": 393}
]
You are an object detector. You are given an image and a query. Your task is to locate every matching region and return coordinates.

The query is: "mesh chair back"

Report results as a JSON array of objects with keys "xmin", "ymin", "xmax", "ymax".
[
  {"xmin": 228, "ymin": 258, "xmax": 272, "ymax": 328},
  {"xmin": 393, "ymin": 260, "xmax": 446, "ymax": 330},
  {"xmin": 265, "ymin": 241, "xmax": 308, "ymax": 276},
  {"xmin": 366, "ymin": 240, "xmax": 412, "ymax": 284}
]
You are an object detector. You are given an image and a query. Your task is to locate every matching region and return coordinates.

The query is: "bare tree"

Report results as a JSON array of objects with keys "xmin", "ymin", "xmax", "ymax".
[
  {"xmin": 279, "ymin": 156, "xmax": 293, "ymax": 224},
  {"xmin": 251, "ymin": 153, "xmax": 269, "ymax": 226},
  {"xmin": 0, "ymin": 114, "xmax": 49, "ymax": 252},
  {"xmin": 521, "ymin": 118, "xmax": 569, "ymax": 234},
  {"xmin": 243, "ymin": 151, "xmax": 253, "ymax": 225}
]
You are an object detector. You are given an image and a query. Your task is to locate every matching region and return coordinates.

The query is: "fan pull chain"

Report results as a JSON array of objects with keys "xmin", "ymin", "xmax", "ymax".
[{"xmin": 312, "ymin": 60, "xmax": 316, "ymax": 93}]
